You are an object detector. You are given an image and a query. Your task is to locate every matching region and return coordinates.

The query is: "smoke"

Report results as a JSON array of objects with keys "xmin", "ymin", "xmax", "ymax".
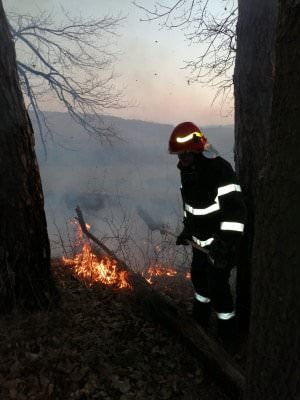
[
  {"xmin": 4, "ymin": 0, "xmax": 53, "ymax": 15},
  {"xmin": 63, "ymin": 192, "xmax": 115, "ymax": 213},
  {"xmin": 34, "ymin": 112, "xmax": 234, "ymax": 263},
  {"xmin": 136, "ymin": 207, "xmax": 161, "ymax": 231}
]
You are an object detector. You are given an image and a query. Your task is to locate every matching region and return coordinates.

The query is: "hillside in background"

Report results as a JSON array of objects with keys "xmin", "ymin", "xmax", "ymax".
[{"xmin": 33, "ymin": 112, "xmax": 234, "ymax": 261}]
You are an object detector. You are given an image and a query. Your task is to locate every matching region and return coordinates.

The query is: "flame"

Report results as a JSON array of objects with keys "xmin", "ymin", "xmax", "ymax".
[
  {"xmin": 61, "ymin": 219, "xmax": 190, "ymax": 289},
  {"xmin": 146, "ymin": 265, "xmax": 177, "ymax": 277},
  {"xmin": 142, "ymin": 265, "xmax": 191, "ymax": 284},
  {"xmin": 62, "ymin": 220, "xmax": 130, "ymax": 289},
  {"xmin": 142, "ymin": 265, "xmax": 178, "ymax": 284}
]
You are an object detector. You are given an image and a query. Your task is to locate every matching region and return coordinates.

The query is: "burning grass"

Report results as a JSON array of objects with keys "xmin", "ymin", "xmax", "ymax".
[
  {"xmin": 63, "ymin": 243, "xmax": 130, "ymax": 289},
  {"xmin": 61, "ymin": 219, "xmax": 190, "ymax": 292},
  {"xmin": 61, "ymin": 220, "xmax": 131, "ymax": 289}
]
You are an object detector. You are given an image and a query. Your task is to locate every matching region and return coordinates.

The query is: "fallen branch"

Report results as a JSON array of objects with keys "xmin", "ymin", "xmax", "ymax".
[{"xmin": 75, "ymin": 206, "xmax": 245, "ymax": 399}]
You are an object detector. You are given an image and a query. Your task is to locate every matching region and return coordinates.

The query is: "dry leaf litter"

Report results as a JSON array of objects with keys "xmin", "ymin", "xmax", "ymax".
[{"xmin": 0, "ymin": 261, "xmax": 229, "ymax": 400}]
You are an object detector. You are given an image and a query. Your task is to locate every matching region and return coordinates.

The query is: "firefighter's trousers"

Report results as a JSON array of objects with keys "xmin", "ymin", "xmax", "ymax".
[{"xmin": 191, "ymin": 247, "xmax": 235, "ymax": 318}]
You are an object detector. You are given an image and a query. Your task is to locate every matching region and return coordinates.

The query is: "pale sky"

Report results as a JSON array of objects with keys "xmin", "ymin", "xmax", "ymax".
[{"xmin": 3, "ymin": 0, "xmax": 234, "ymax": 125}]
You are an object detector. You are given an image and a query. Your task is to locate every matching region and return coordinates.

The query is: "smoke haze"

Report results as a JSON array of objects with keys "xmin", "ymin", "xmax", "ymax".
[{"xmin": 33, "ymin": 112, "xmax": 234, "ymax": 268}]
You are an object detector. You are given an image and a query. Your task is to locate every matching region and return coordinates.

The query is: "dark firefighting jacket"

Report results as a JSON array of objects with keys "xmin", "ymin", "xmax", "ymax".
[{"xmin": 178, "ymin": 153, "xmax": 246, "ymax": 249}]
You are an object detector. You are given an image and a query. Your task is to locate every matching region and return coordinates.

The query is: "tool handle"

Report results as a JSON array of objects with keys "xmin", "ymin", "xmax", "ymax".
[
  {"xmin": 159, "ymin": 229, "xmax": 209, "ymax": 255},
  {"xmin": 186, "ymin": 239, "xmax": 209, "ymax": 255}
]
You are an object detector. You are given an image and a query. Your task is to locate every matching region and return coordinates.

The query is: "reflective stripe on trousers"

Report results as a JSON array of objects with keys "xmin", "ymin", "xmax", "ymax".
[
  {"xmin": 195, "ymin": 294, "xmax": 235, "ymax": 318},
  {"xmin": 216, "ymin": 311, "xmax": 236, "ymax": 320},
  {"xmin": 195, "ymin": 292, "xmax": 211, "ymax": 303}
]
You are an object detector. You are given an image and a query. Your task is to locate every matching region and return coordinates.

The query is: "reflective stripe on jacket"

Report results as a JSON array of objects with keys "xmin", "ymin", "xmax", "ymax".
[{"xmin": 178, "ymin": 153, "xmax": 246, "ymax": 247}]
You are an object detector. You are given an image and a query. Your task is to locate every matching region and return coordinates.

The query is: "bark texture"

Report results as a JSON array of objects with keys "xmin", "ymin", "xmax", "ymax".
[
  {"xmin": 0, "ymin": 1, "xmax": 56, "ymax": 312},
  {"xmin": 234, "ymin": 0, "xmax": 278, "ymax": 325},
  {"xmin": 245, "ymin": 1, "xmax": 300, "ymax": 398}
]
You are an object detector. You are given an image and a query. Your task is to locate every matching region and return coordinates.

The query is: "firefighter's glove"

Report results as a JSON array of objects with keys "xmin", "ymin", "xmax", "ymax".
[
  {"xmin": 176, "ymin": 229, "xmax": 191, "ymax": 246},
  {"xmin": 208, "ymin": 235, "xmax": 232, "ymax": 269}
]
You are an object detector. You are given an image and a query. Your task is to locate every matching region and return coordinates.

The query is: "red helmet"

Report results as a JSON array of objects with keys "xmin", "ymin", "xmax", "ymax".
[{"xmin": 168, "ymin": 122, "xmax": 207, "ymax": 154}]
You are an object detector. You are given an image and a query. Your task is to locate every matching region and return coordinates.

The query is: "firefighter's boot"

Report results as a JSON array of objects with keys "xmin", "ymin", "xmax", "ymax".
[
  {"xmin": 217, "ymin": 315, "xmax": 238, "ymax": 354},
  {"xmin": 192, "ymin": 298, "xmax": 211, "ymax": 327}
]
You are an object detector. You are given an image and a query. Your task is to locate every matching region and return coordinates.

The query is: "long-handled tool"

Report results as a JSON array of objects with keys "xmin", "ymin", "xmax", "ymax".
[{"xmin": 137, "ymin": 207, "xmax": 209, "ymax": 255}]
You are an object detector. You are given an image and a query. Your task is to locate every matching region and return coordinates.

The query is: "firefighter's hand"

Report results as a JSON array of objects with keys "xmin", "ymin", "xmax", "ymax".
[
  {"xmin": 208, "ymin": 235, "xmax": 231, "ymax": 269},
  {"xmin": 176, "ymin": 229, "xmax": 191, "ymax": 246},
  {"xmin": 208, "ymin": 257, "xmax": 230, "ymax": 270}
]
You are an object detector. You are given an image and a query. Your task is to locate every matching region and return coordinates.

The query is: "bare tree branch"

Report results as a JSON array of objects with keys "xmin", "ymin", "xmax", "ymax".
[
  {"xmin": 134, "ymin": 0, "xmax": 237, "ymax": 102},
  {"xmin": 7, "ymin": 10, "xmax": 127, "ymax": 155}
]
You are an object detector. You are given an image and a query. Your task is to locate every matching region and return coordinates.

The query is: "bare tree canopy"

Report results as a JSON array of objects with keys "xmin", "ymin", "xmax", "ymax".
[
  {"xmin": 7, "ymin": 9, "xmax": 126, "ymax": 153},
  {"xmin": 134, "ymin": 0, "xmax": 237, "ymax": 101}
]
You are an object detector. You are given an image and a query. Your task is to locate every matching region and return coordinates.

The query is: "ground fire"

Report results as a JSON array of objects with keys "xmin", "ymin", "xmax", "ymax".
[
  {"xmin": 142, "ymin": 265, "xmax": 177, "ymax": 284},
  {"xmin": 62, "ymin": 219, "xmax": 189, "ymax": 289},
  {"xmin": 62, "ymin": 220, "xmax": 130, "ymax": 289},
  {"xmin": 62, "ymin": 242, "xmax": 130, "ymax": 289}
]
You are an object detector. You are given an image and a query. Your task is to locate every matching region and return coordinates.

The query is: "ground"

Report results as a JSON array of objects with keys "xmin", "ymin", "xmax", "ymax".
[{"xmin": 0, "ymin": 261, "xmax": 230, "ymax": 400}]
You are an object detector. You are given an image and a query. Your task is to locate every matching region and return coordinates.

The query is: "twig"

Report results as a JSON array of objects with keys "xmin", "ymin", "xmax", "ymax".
[{"xmin": 75, "ymin": 205, "xmax": 116, "ymax": 259}]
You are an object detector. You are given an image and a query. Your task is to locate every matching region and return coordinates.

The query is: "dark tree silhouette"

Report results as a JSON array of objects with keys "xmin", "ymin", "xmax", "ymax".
[
  {"xmin": 0, "ymin": 0, "xmax": 57, "ymax": 313},
  {"xmin": 245, "ymin": 1, "xmax": 300, "ymax": 398},
  {"xmin": 234, "ymin": 0, "xmax": 278, "ymax": 327}
]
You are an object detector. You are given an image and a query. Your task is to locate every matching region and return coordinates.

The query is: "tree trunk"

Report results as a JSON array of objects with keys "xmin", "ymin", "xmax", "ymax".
[
  {"xmin": 0, "ymin": 1, "xmax": 57, "ymax": 312},
  {"xmin": 234, "ymin": 0, "xmax": 278, "ymax": 327},
  {"xmin": 245, "ymin": 1, "xmax": 300, "ymax": 398}
]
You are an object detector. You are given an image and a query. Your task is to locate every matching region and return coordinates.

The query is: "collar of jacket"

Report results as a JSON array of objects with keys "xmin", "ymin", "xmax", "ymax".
[{"xmin": 177, "ymin": 152, "xmax": 218, "ymax": 171}]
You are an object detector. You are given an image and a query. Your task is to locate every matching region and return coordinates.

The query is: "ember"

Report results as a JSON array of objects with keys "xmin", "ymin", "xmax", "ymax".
[{"xmin": 62, "ymin": 220, "xmax": 130, "ymax": 289}]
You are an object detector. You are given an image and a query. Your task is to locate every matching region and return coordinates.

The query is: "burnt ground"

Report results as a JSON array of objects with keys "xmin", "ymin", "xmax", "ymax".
[{"xmin": 0, "ymin": 262, "xmax": 231, "ymax": 400}]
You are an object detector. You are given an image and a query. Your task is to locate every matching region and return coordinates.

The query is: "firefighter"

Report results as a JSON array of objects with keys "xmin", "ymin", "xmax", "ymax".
[{"xmin": 169, "ymin": 122, "xmax": 246, "ymax": 346}]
